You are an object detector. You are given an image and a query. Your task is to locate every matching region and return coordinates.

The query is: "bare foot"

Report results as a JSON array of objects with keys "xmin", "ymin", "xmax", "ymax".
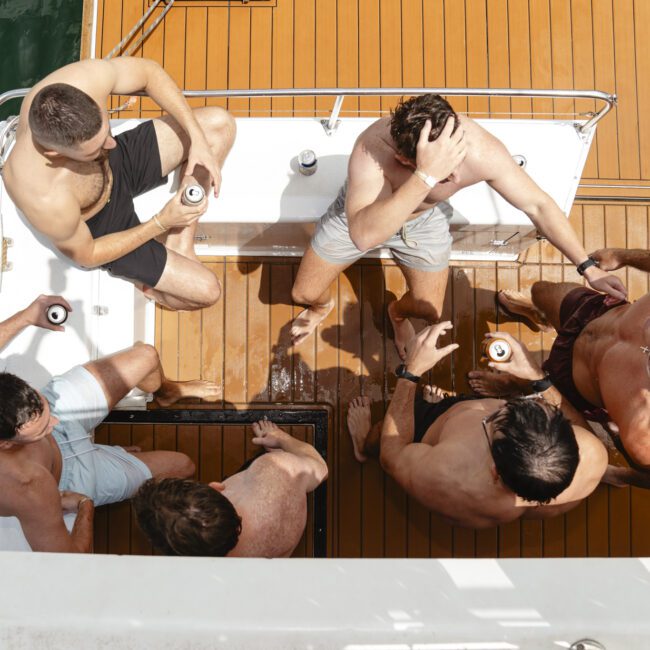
[
  {"xmin": 290, "ymin": 301, "xmax": 335, "ymax": 346},
  {"xmin": 467, "ymin": 369, "xmax": 528, "ymax": 397},
  {"xmin": 497, "ymin": 290, "xmax": 553, "ymax": 333},
  {"xmin": 347, "ymin": 396, "xmax": 372, "ymax": 462},
  {"xmin": 155, "ymin": 379, "xmax": 222, "ymax": 407},
  {"xmin": 387, "ymin": 301, "xmax": 416, "ymax": 360},
  {"xmin": 423, "ymin": 384, "xmax": 452, "ymax": 404}
]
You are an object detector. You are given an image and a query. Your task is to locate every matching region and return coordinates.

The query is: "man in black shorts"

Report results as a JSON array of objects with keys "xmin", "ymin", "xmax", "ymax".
[
  {"xmin": 347, "ymin": 323, "xmax": 607, "ymax": 528},
  {"xmin": 3, "ymin": 57, "xmax": 235, "ymax": 310}
]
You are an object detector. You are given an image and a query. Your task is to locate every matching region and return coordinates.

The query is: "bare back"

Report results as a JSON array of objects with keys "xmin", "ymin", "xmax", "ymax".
[
  {"xmin": 222, "ymin": 453, "xmax": 310, "ymax": 558},
  {"xmin": 574, "ymin": 295, "xmax": 650, "ymax": 462},
  {"xmin": 395, "ymin": 399, "xmax": 606, "ymax": 528}
]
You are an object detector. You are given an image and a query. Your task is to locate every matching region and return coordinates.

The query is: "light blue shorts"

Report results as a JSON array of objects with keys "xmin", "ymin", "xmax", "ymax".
[
  {"xmin": 42, "ymin": 366, "xmax": 152, "ymax": 507},
  {"xmin": 311, "ymin": 183, "xmax": 454, "ymax": 272}
]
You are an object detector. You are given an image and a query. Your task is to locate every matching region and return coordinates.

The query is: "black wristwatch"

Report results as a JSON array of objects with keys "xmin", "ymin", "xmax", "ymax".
[
  {"xmin": 529, "ymin": 374, "xmax": 553, "ymax": 394},
  {"xmin": 395, "ymin": 364, "xmax": 421, "ymax": 384},
  {"xmin": 576, "ymin": 256, "xmax": 599, "ymax": 276}
]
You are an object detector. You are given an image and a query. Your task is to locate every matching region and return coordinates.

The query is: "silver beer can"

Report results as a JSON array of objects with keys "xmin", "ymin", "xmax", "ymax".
[
  {"xmin": 298, "ymin": 149, "xmax": 317, "ymax": 175},
  {"xmin": 181, "ymin": 184, "xmax": 205, "ymax": 206}
]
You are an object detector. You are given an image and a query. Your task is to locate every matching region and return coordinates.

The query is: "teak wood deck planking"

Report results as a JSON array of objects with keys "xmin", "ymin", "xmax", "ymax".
[{"xmin": 90, "ymin": 0, "xmax": 650, "ymax": 556}]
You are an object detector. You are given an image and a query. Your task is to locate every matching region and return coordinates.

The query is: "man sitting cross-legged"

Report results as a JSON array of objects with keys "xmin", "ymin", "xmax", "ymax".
[
  {"xmin": 133, "ymin": 419, "xmax": 328, "ymax": 557},
  {"xmin": 469, "ymin": 247, "xmax": 650, "ymax": 469},
  {"xmin": 0, "ymin": 295, "xmax": 220, "ymax": 553},
  {"xmin": 347, "ymin": 323, "xmax": 607, "ymax": 528}
]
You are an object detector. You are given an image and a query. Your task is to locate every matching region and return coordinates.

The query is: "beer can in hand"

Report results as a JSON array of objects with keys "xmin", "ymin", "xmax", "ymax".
[
  {"xmin": 181, "ymin": 184, "xmax": 205, "ymax": 206},
  {"xmin": 482, "ymin": 337, "xmax": 512, "ymax": 363},
  {"xmin": 46, "ymin": 304, "xmax": 68, "ymax": 325}
]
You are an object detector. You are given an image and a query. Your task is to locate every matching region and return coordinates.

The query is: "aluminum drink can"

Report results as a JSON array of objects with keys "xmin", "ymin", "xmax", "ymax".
[
  {"xmin": 46, "ymin": 304, "xmax": 68, "ymax": 325},
  {"xmin": 181, "ymin": 184, "xmax": 205, "ymax": 206},
  {"xmin": 482, "ymin": 337, "xmax": 512, "ymax": 363},
  {"xmin": 298, "ymin": 149, "xmax": 317, "ymax": 175}
]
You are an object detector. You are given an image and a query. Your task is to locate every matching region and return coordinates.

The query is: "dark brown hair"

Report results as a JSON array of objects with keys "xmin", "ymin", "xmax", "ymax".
[
  {"xmin": 28, "ymin": 83, "xmax": 103, "ymax": 148},
  {"xmin": 133, "ymin": 478, "xmax": 242, "ymax": 556},
  {"xmin": 0, "ymin": 373, "xmax": 44, "ymax": 440},
  {"xmin": 390, "ymin": 94, "xmax": 460, "ymax": 160}
]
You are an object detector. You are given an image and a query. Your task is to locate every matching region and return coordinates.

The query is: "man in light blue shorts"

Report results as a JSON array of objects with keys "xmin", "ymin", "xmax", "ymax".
[
  {"xmin": 290, "ymin": 94, "xmax": 627, "ymax": 358},
  {"xmin": 0, "ymin": 294, "xmax": 220, "ymax": 553}
]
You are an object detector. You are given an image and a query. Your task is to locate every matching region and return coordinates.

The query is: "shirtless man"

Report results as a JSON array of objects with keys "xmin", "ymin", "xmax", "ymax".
[
  {"xmin": 290, "ymin": 94, "xmax": 627, "ymax": 354},
  {"xmin": 2, "ymin": 57, "xmax": 235, "ymax": 311},
  {"xmin": 0, "ymin": 294, "xmax": 221, "ymax": 552},
  {"xmin": 133, "ymin": 419, "xmax": 328, "ymax": 557},
  {"xmin": 347, "ymin": 323, "xmax": 607, "ymax": 528},
  {"xmin": 469, "ymin": 247, "xmax": 650, "ymax": 469}
]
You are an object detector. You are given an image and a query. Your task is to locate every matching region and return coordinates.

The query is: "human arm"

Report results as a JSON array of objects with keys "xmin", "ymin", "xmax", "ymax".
[
  {"xmin": 590, "ymin": 248, "xmax": 650, "ymax": 273},
  {"xmin": 347, "ymin": 118, "xmax": 466, "ymax": 250},
  {"xmin": 483, "ymin": 133, "xmax": 627, "ymax": 301},
  {"xmin": 250, "ymin": 420, "xmax": 328, "ymax": 490},
  {"xmin": 482, "ymin": 331, "xmax": 589, "ymax": 427},
  {"xmin": 42, "ymin": 188, "xmax": 206, "ymax": 268},
  {"xmin": 28, "ymin": 57, "xmax": 222, "ymax": 195},
  {"xmin": 11, "ymin": 468, "xmax": 94, "ymax": 553},
  {"xmin": 0, "ymin": 294, "xmax": 73, "ymax": 349},
  {"xmin": 379, "ymin": 322, "xmax": 459, "ymax": 471}
]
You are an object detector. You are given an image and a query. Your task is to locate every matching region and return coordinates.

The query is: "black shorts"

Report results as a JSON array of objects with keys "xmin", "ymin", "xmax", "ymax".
[
  {"xmin": 86, "ymin": 120, "xmax": 168, "ymax": 287},
  {"xmin": 413, "ymin": 393, "xmax": 482, "ymax": 442}
]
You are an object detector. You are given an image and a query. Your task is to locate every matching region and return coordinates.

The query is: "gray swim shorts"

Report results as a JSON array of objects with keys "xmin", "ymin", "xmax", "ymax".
[
  {"xmin": 42, "ymin": 366, "xmax": 152, "ymax": 507},
  {"xmin": 311, "ymin": 183, "xmax": 454, "ymax": 272}
]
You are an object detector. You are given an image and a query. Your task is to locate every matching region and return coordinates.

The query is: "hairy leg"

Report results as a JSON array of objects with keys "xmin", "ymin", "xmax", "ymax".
[
  {"xmin": 130, "ymin": 450, "xmax": 196, "ymax": 479},
  {"xmin": 529, "ymin": 281, "xmax": 583, "ymax": 332},
  {"xmin": 389, "ymin": 264, "xmax": 449, "ymax": 360},
  {"xmin": 467, "ymin": 369, "xmax": 528, "ymax": 397},
  {"xmin": 347, "ymin": 396, "xmax": 382, "ymax": 462},
  {"xmin": 148, "ymin": 250, "xmax": 221, "ymax": 311},
  {"xmin": 497, "ymin": 290, "xmax": 553, "ymax": 332},
  {"xmin": 290, "ymin": 246, "xmax": 350, "ymax": 345}
]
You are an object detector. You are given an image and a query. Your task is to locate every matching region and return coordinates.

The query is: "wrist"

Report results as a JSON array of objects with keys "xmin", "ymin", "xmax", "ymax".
[
  {"xmin": 78, "ymin": 496, "xmax": 94, "ymax": 510},
  {"xmin": 152, "ymin": 213, "xmax": 167, "ymax": 232},
  {"xmin": 413, "ymin": 169, "xmax": 438, "ymax": 189},
  {"xmin": 397, "ymin": 364, "xmax": 422, "ymax": 383},
  {"xmin": 528, "ymin": 373, "xmax": 552, "ymax": 394},
  {"xmin": 577, "ymin": 256, "xmax": 599, "ymax": 278}
]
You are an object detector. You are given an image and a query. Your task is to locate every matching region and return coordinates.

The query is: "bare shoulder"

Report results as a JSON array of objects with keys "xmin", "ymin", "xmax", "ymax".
[
  {"xmin": 0, "ymin": 457, "xmax": 59, "ymax": 517},
  {"xmin": 247, "ymin": 451, "xmax": 312, "ymax": 484}
]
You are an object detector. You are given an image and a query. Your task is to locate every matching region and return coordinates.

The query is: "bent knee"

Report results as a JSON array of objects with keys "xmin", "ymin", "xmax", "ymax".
[
  {"xmin": 530, "ymin": 281, "xmax": 552, "ymax": 303},
  {"xmin": 201, "ymin": 107, "xmax": 236, "ymax": 143},
  {"xmin": 191, "ymin": 273, "xmax": 221, "ymax": 308},
  {"xmin": 135, "ymin": 343, "xmax": 160, "ymax": 369},
  {"xmin": 173, "ymin": 453, "xmax": 196, "ymax": 479}
]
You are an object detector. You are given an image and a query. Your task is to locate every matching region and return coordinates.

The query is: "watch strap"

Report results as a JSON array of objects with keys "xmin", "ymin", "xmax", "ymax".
[
  {"xmin": 576, "ymin": 256, "xmax": 599, "ymax": 276},
  {"xmin": 395, "ymin": 364, "xmax": 421, "ymax": 384},
  {"xmin": 529, "ymin": 374, "xmax": 553, "ymax": 394},
  {"xmin": 413, "ymin": 169, "xmax": 437, "ymax": 189}
]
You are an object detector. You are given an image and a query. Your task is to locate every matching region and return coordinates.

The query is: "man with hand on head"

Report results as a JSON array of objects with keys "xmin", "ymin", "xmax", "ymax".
[
  {"xmin": 0, "ymin": 295, "xmax": 220, "ymax": 553},
  {"xmin": 133, "ymin": 419, "xmax": 328, "ymax": 557},
  {"xmin": 290, "ymin": 93, "xmax": 627, "ymax": 357},
  {"xmin": 347, "ymin": 323, "xmax": 607, "ymax": 528},
  {"xmin": 3, "ymin": 56, "xmax": 235, "ymax": 311}
]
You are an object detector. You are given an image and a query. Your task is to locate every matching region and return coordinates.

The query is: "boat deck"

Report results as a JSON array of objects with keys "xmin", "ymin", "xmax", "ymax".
[{"xmin": 87, "ymin": 0, "xmax": 650, "ymax": 557}]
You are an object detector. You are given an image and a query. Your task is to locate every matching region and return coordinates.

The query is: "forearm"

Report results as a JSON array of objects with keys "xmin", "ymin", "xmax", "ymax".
[
  {"xmin": 614, "ymin": 248, "xmax": 650, "ymax": 272},
  {"xmin": 79, "ymin": 216, "xmax": 163, "ymax": 268},
  {"xmin": 350, "ymin": 175, "xmax": 430, "ymax": 250},
  {"xmin": 527, "ymin": 201, "xmax": 589, "ymax": 266},
  {"xmin": 0, "ymin": 310, "xmax": 31, "ymax": 350},
  {"xmin": 68, "ymin": 500, "xmax": 94, "ymax": 553},
  {"xmin": 380, "ymin": 379, "xmax": 417, "ymax": 472},
  {"xmin": 142, "ymin": 61, "xmax": 204, "ymax": 141},
  {"xmin": 279, "ymin": 435, "xmax": 325, "ymax": 467}
]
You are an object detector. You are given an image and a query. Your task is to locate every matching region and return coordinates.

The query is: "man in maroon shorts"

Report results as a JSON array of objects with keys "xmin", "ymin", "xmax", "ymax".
[{"xmin": 468, "ymin": 247, "xmax": 650, "ymax": 470}]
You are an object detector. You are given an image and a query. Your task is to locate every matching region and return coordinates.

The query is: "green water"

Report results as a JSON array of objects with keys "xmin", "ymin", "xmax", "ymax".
[{"xmin": 0, "ymin": 0, "xmax": 84, "ymax": 120}]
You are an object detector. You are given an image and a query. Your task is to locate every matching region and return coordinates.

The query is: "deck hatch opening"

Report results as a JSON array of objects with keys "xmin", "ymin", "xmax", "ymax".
[{"xmin": 104, "ymin": 407, "xmax": 329, "ymax": 557}]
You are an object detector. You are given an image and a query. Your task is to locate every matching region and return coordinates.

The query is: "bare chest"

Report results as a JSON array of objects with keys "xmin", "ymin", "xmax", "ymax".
[{"xmin": 64, "ymin": 158, "xmax": 113, "ymax": 220}]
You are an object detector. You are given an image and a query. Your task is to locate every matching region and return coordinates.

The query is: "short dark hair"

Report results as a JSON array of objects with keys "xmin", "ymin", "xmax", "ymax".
[
  {"xmin": 490, "ymin": 398, "xmax": 579, "ymax": 505},
  {"xmin": 28, "ymin": 83, "xmax": 103, "ymax": 148},
  {"xmin": 390, "ymin": 94, "xmax": 460, "ymax": 161},
  {"xmin": 0, "ymin": 373, "xmax": 44, "ymax": 440},
  {"xmin": 133, "ymin": 478, "xmax": 242, "ymax": 556}
]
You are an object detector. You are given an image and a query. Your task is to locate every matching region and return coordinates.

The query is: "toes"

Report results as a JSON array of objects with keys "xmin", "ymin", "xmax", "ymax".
[{"xmin": 361, "ymin": 396, "xmax": 371, "ymax": 407}]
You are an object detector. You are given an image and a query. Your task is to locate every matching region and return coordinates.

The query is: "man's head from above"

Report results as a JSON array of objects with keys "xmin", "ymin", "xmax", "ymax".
[
  {"xmin": 133, "ymin": 478, "xmax": 242, "ymax": 556},
  {"xmin": 483, "ymin": 398, "xmax": 579, "ymax": 505},
  {"xmin": 28, "ymin": 83, "xmax": 116, "ymax": 161},
  {"xmin": 390, "ymin": 93, "xmax": 461, "ymax": 170},
  {"xmin": 0, "ymin": 373, "xmax": 57, "ymax": 447}
]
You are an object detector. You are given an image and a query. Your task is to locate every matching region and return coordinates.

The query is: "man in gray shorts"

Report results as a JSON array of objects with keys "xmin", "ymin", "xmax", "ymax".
[
  {"xmin": 0, "ymin": 295, "xmax": 220, "ymax": 552},
  {"xmin": 290, "ymin": 94, "xmax": 627, "ymax": 357}
]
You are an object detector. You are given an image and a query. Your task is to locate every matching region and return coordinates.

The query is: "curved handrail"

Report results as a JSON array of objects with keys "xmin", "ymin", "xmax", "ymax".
[{"xmin": 0, "ymin": 86, "xmax": 616, "ymax": 133}]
